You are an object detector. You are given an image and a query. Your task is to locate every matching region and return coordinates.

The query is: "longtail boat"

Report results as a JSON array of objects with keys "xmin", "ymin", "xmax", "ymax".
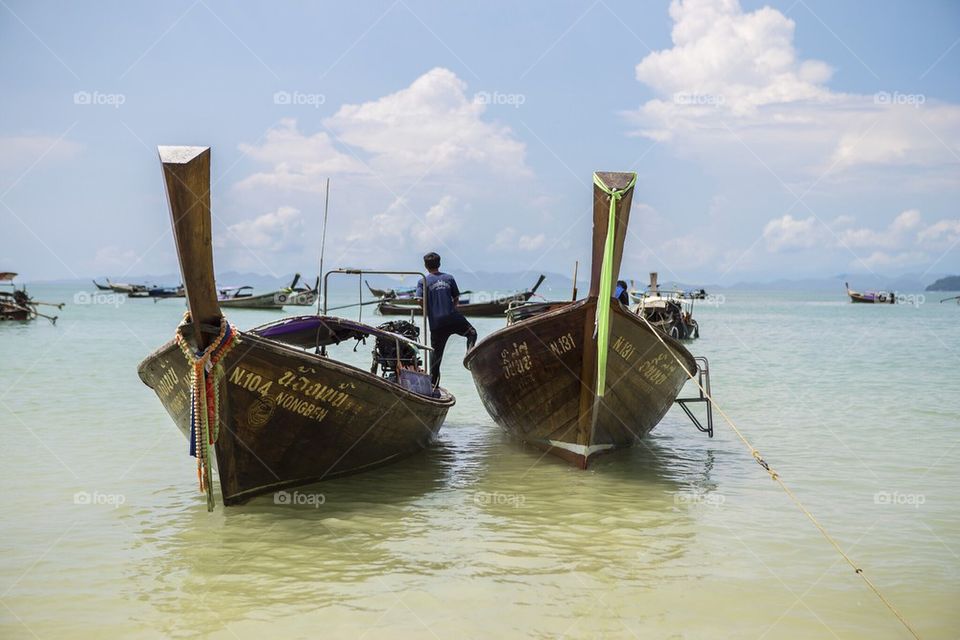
[
  {"xmin": 1, "ymin": 273, "xmax": 62, "ymax": 323},
  {"xmin": 281, "ymin": 273, "xmax": 320, "ymax": 307},
  {"xmin": 377, "ymin": 275, "xmax": 546, "ymax": 318},
  {"xmin": 104, "ymin": 278, "xmax": 150, "ymax": 295},
  {"xmin": 216, "ymin": 285, "xmax": 284, "ymax": 309},
  {"xmin": 366, "ymin": 280, "xmax": 417, "ymax": 300},
  {"xmin": 630, "ymin": 272, "xmax": 700, "ymax": 340},
  {"xmin": 464, "ymin": 172, "xmax": 697, "ymax": 468},
  {"xmin": 845, "ymin": 282, "xmax": 895, "ymax": 304},
  {"xmin": 137, "ymin": 146, "xmax": 455, "ymax": 509}
]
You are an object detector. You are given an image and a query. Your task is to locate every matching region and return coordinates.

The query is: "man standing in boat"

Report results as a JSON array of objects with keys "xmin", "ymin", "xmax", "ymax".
[{"xmin": 417, "ymin": 252, "xmax": 477, "ymax": 386}]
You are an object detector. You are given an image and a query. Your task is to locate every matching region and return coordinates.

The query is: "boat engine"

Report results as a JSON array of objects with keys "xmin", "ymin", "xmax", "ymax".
[{"xmin": 371, "ymin": 320, "xmax": 422, "ymax": 379}]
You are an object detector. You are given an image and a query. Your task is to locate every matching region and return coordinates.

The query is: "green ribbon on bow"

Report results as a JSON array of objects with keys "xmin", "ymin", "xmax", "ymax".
[{"xmin": 593, "ymin": 172, "xmax": 637, "ymax": 397}]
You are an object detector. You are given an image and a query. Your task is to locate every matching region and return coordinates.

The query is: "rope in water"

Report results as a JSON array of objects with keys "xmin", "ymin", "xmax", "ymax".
[
  {"xmin": 636, "ymin": 313, "xmax": 921, "ymax": 639},
  {"xmin": 175, "ymin": 313, "xmax": 239, "ymax": 511}
]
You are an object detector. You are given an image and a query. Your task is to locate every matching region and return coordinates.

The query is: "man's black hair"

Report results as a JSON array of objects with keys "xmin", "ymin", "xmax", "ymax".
[{"xmin": 423, "ymin": 252, "xmax": 441, "ymax": 270}]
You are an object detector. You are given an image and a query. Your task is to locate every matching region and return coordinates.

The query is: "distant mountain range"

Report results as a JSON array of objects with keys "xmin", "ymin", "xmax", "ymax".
[{"xmin": 31, "ymin": 270, "xmax": 954, "ymax": 294}]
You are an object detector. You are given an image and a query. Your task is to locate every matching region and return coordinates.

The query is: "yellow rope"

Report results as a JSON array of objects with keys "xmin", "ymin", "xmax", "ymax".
[{"xmin": 637, "ymin": 313, "xmax": 922, "ymax": 640}]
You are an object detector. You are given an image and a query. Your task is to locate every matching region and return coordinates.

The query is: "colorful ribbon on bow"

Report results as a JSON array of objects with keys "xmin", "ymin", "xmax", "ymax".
[{"xmin": 175, "ymin": 313, "xmax": 239, "ymax": 510}]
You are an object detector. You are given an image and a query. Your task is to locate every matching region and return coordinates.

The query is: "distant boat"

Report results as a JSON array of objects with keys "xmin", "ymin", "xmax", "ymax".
[
  {"xmin": 376, "ymin": 275, "xmax": 546, "ymax": 318},
  {"xmin": 279, "ymin": 273, "xmax": 319, "ymax": 307},
  {"xmin": 630, "ymin": 272, "xmax": 700, "ymax": 340},
  {"xmin": 1, "ymin": 272, "xmax": 62, "ymax": 323},
  {"xmin": 845, "ymin": 282, "xmax": 895, "ymax": 304},
  {"xmin": 138, "ymin": 146, "xmax": 454, "ymax": 507},
  {"xmin": 217, "ymin": 286, "xmax": 284, "ymax": 309},
  {"xmin": 92, "ymin": 279, "xmax": 112, "ymax": 291},
  {"xmin": 147, "ymin": 285, "xmax": 185, "ymax": 299},
  {"xmin": 365, "ymin": 280, "xmax": 417, "ymax": 300},
  {"xmin": 464, "ymin": 173, "xmax": 697, "ymax": 468},
  {"xmin": 102, "ymin": 278, "xmax": 150, "ymax": 295}
]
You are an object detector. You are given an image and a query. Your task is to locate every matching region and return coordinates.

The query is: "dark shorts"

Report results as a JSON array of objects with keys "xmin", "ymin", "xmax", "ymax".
[{"xmin": 428, "ymin": 313, "xmax": 477, "ymax": 385}]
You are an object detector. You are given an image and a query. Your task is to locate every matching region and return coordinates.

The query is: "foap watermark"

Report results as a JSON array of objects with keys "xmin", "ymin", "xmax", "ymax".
[
  {"xmin": 673, "ymin": 92, "xmax": 725, "ymax": 107},
  {"xmin": 874, "ymin": 491, "xmax": 925, "ymax": 508},
  {"xmin": 73, "ymin": 291, "xmax": 125, "ymax": 307},
  {"xmin": 474, "ymin": 491, "xmax": 526, "ymax": 508},
  {"xmin": 674, "ymin": 490, "xmax": 726, "ymax": 508},
  {"xmin": 273, "ymin": 490, "xmax": 325, "ymax": 508},
  {"xmin": 74, "ymin": 490, "xmax": 126, "ymax": 508},
  {"xmin": 874, "ymin": 91, "xmax": 925, "ymax": 107},
  {"xmin": 896, "ymin": 293, "xmax": 925, "ymax": 308},
  {"xmin": 273, "ymin": 90, "xmax": 325, "ymax": 108},
  {"xmin": 702, "ymin": 293, "xmax": 726, "ymax": 307},
  {"xmin": 73, "ymin": 90, "xmax": 126, "ymax": 108},
  {"xmin": 473, "ymin": 91, "xmax": 526, "ymax": 108}
]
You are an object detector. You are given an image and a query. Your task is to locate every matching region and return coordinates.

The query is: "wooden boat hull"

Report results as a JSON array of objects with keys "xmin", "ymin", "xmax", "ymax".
[
  {"xmin": 138, "ymin": 330, "xmax": 454, "ymax": 504},
  {"xmin": 463, "ymin": 299, "xmax": 695, "ymax": 468},
  {"xmin": 281, "ymin": 291, "xmax": 317, "ymax": 306},
  {"xmin": 0, "ymin": 303, "xmax": 33, "ymax": 321},
  {"xmin": 846, "ymin": 282, "xmax": 894, "ymax": 304},
  {"xmin": 378, "ymin": 294, "xmax": 530, "ymax": 318},
  {"xmin": 219, "ymin": 292, "xmax": 284, "ymax": 309}
]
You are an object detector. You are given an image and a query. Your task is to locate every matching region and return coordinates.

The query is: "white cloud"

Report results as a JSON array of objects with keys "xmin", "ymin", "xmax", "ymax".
[
  {"xmin": 761, "ymin": 209, "xmax": 959, "ymax": 273},
  {"xmin": 411, "ymin": 195, "xmax": 460, "ymax": 246},
  {"xmin": 858, "ymin": 250, "xmax": 930, "ymax": 270},
  {"xmin": 350, "ymin": 194, "xmax": 461, "ymax": 250},
  {"xmin": 221, "ymin": 206, "xmax": 305, "ymax": 251},
  {"xmin": 490, "ymin": 226, "xmax": 548, "ymax": 252},
  {"xmin": 917, "ymin": 219, "xmax": 960, "ymax": 249},
  {"xmin": 627, "ymin": 0, "xmax": 960, "ymax": 181},
  {"xmin": 763, "ymin": 214, "xmax": 824, "ymax": 251},
  {"xmin": 93, "ymin": 246, "xmax": 140, "ymax": 270},
  {"xmin": 232, "ymin": 69, "xmax": 532, "ymax": 266},
  {"xmin": 0, "ymin": 135, "xmax": 81, "ymax": 171},
  {"xmin": 836, "ymin": 209, "xmax": 920, "ymax": 249},
  {"xmin": 238, "ymin": 68, "xmax": 529, "ymax": 195},
  {"xmin": 235, "ymin": 119, "xmax": 367, "ymax": 192},
  {"xmin": 327, "ymin": 67, "xmax": 528, "ymax": 177}
]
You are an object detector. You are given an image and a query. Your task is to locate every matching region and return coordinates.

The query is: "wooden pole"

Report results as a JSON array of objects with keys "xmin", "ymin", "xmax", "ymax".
[{"xmin": 159, "ymin": 146, "xmax": 220, "ymax": 349}]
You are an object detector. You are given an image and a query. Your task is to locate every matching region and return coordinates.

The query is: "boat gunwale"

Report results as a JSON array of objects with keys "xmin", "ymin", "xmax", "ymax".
[
  {"xmin": 137, "ymin": 329, "xmax": 456, "ymax": 409},
  {"xmin": 462, "ymin": 299, "xmax": 590, "ymax": 368},
  {"xmin": 463, "ymin": 296, "xmax": 697, "ymax": 372}
]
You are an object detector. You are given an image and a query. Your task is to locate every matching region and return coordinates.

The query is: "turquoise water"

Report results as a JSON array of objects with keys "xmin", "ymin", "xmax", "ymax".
[{"xmin": 1, "ymin": 285, "xmax": 958, "ymax": 638}]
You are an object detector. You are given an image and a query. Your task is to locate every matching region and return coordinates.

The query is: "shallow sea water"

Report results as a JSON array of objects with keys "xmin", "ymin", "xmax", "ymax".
[{"xmin": 1, "ymin": 285, "xmax": 958, "ymax": 639}]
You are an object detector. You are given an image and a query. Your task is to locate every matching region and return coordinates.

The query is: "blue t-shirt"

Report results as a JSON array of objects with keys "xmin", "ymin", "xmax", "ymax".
[{"xmin": 417, "ymin": 272, "xmax": 461, "ymax": 327}]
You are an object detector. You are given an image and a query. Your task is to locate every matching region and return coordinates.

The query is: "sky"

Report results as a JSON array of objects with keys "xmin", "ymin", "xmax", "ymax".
[{"xmin": 1, "ymin": 0, "xmax": 958, "ymax": 285}]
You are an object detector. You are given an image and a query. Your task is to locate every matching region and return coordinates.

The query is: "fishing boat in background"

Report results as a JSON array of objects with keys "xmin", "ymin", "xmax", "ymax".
[
  {"xmin": 845, "ymin": 282, "xmax": 895, "ymax": 304},
  {"xmin": 279, "ymin": 273, "xmax": 320, "ymax": 306},
  {"xmin": 366, "ymin": 281, "xmax": 417, "ymax": 300},
  {"xmin": 217, "ymin": 285, "xmax": 284, "ymax": 309},
  {"xmin": 92, "ymin": 279, "xmax": 112, "ymax": 291},
  {"xmin": 138, "ymin": 146, "xmax": 455, "ymax": 508},
  {"xmin": 377, "ymin": 275, "xmax": 546, "ymax": 318},
  {"xmin": 1, "ymin": 272, "xmax": 62, "ymax": 323},
  {"xmin": 464, "ymin": 173, "xmax": 698, "ymax": 468},
  {"xmin": 102, "ymin": 278, "xmax": 151, "ymax": 295},
  {"xmin": 146, "ymin": 284, "xmax": 185, "ymax": 299},
  {"xmin": 630, "ymin": 272, "xmax": 700, "ymax": 340}
]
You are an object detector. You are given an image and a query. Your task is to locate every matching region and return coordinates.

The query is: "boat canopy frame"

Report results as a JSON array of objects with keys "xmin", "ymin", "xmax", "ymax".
[{"xmin": 323, "ymin": 269, "xmax": 430, "ymax": 368}]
